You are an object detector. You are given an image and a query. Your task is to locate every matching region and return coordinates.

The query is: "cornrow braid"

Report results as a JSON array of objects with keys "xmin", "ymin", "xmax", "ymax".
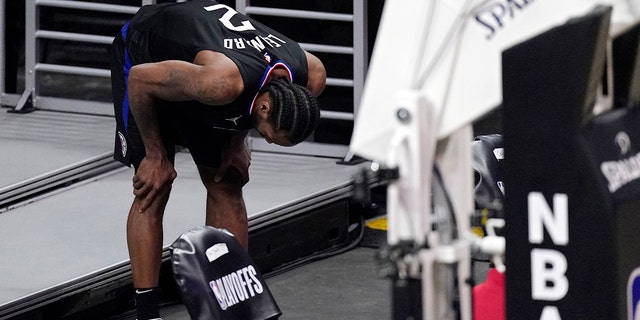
[{"xmin": 261, "ymin": 78, "xmax": 321, "ymax": 145}]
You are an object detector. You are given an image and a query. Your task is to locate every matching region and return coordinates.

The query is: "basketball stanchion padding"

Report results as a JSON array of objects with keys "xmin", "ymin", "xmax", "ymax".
[{"xmin": 170, "ymin": 226, "xmax": 281, "ymax": 320}]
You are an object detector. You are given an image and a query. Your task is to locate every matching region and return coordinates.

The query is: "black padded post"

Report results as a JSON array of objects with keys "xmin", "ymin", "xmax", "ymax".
[{"xmin": 502, "ymin": 6, "xmax": 617, "ymax": 320}]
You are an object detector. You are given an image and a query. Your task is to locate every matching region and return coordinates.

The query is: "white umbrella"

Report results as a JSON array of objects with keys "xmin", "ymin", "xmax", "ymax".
[{"xmin": 349, "ymin": 0, "xmax": 639, "ymax": 164}]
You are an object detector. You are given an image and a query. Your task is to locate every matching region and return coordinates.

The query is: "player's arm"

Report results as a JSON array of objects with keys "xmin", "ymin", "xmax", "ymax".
[
  {"xmin": 304, "ymin": 50, "xmax": 326, "ymax": 96},
  {"xmin": 128, "ymin": 51, "xmax": 243, "ymax": 105},
  {"xmin": 126, "ymin": 51, "xmax": 243, "ymax": 211},
  {"xmin": 127, "ymin": 51, "xmax": 243, "ymax": 158}
]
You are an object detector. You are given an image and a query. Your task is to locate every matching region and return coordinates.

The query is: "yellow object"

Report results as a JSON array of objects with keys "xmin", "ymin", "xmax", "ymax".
[{"xmin": 366, "ymin": 217, "xmax": 387, "ymax": 230}]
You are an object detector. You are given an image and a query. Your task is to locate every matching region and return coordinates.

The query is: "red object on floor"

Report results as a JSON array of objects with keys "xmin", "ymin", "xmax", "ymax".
[{"xmin": 473, "ymin": 268, "xmax": 505, "ymax": 320}]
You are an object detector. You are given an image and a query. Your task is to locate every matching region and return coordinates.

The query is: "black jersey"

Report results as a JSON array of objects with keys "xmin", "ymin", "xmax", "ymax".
[{"xmin": 124, "ymin": 0, "xmax": 308, "ymax": 131}]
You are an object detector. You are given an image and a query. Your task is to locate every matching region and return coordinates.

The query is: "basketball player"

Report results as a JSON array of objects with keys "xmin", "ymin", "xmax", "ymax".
[{"xmin": 111, "ymin": 1, "xmax": 326, "ymax": 318}]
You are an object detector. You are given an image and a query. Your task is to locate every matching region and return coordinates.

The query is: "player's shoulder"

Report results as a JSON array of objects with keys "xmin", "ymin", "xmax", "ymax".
[
  {"xmin": 304, "ymin": 51, "xmax": 326, "ymax": 96},
  {"xmin": 194, "ymin": 50, "xmax": 245, "ymax": 104},
  {"xmin": 195, "ymin": 50, "xmax": 241, "ymax": 78}
]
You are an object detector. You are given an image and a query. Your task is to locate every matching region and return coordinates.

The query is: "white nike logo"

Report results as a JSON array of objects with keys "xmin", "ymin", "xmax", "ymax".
[
  {"xmin": 225, "ymin": 115, "xmax": 242, "ymax": 126},
  {"xmin": 135, "ymin": 288, "xmax": 154, "ymax": 294}
]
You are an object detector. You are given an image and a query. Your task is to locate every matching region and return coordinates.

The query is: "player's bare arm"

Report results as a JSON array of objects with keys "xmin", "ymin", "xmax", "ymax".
[
  {"xmin": 304, "ymin": 51, "xmax": 326, "ymax": 96},
  {"xmin": 129, "ymin": 51, "xmax": 243, "ymax": 104},
  {"xmin": 127, "ymin": 50, "xmax": 243, "ymax": 156},
  {"xmin": 127, "ymin": 51, "xmax": 243, "ymax": 211}
]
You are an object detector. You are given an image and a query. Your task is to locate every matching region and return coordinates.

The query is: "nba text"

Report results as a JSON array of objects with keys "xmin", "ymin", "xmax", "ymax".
[{"xmin": 528, "ymin": 192, "xmax": 569, "ymax": 319}]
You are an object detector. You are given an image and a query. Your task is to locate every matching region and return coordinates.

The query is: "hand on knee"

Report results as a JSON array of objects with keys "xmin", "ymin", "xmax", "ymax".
[{"xmin": 133, "ymin": 156, "xmax": 177, "ymax": 213}]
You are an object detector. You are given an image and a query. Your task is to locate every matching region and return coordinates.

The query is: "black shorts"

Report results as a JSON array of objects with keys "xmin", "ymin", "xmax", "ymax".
[{"xmin": 111, "ymin": 29, "xmax": 250, "ymax": 183}]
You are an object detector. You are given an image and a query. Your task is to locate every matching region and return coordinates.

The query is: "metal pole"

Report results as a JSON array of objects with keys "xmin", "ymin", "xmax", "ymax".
[
  {"xmin": 352, "ymin": 0, "xmax": 368, "ymax": 120},
  {"xmin": 298, "ymin": 42, "xmax": 353, "ymax": 55},
  {"xmin": 244, "ymin": 6, "xmax": 353, "ymax": 22},
  {"xmin": 236, "ymin": 0, "xmax": 247, "ymax": 14},
  {"xmin": 0, "ymin": 0, "xmax": 5, "ymax": 102},
  {"xmin": 36, "ymin": 0, "xmax": 140, "ymax": 14},
  {"xmin": 36, "ymin": 30, "xmax": 114, "ymax": 45},
  {"xmin": 36, "ymin": 64, "xmax": 111, "ymax": 78},
  {"xmin": 24, "ymin": 0, "xmax": 37, "ymax": 106}
]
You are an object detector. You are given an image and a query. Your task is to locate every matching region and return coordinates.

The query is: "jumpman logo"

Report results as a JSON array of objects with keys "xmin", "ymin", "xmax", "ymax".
[{"xmin": 225, "ymin": 115, "xmax": 243, "ymax": 126}]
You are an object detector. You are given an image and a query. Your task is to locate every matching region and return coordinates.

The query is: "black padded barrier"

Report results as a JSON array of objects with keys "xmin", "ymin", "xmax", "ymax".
[
  {"xmin": 171, "ymin": 226, "xmax": 281, "ymax": 320},
  {"xmin": 501, "ymin": 5, "xmax": 634, "ymax": 320}
]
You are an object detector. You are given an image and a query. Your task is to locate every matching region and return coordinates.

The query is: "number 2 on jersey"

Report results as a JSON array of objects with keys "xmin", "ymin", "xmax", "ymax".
[{"xmin": 203, "ymin": 4, "xmax": 256, "ymax": 32}]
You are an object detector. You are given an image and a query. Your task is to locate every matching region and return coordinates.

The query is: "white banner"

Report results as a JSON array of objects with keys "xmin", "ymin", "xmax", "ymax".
[{"xmin": 349, "ymin": 0, "xmax": 640, "ymax": 164}]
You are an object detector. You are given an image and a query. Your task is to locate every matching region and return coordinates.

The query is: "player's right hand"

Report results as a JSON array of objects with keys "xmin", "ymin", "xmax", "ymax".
[{"xmin": 133, "ymin": 156, "xmax": 177, "ymax": 213}]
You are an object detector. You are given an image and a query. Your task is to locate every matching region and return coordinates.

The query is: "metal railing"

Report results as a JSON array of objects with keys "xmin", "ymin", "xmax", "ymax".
[
  {"xmin": 16, "ymin": 0, "xmax": 147, "ymax": 114},
  {"xmin": 1, "ymin": 0, "xmax": 369, "ymax": 155}
]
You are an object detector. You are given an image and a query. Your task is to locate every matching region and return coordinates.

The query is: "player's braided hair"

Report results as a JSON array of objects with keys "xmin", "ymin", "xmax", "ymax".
[{"xmin": 260, "ymin": 78, "xmax": 321, "ymax": 145}]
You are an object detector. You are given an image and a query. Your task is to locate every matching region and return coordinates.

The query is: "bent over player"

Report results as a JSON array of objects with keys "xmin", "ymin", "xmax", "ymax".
[{"xmin": 110, "ymin": 1, "xmax": 326, "ymax": 319}]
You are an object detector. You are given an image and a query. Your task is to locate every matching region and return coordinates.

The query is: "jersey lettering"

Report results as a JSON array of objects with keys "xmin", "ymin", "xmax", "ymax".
[
  {"xmin": 223, "ymin": 34, "xmax": 286, "ymax": 51},
  {"xmin": 203, "ymin": 4, "xmax": 256, "ymax": 32}
]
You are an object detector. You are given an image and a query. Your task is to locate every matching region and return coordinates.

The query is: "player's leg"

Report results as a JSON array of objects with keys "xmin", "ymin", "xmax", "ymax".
[
  {"xmin": 126, "ymin": 179, "xmax": 171, "ymax": 320},
  {"xmin": 125, "ymin": 131, "xmax": 176, "ymax": 320},
  {"xmin": 125, "ymin": 113, "xmax": 177, "ymax": 319},
  {"xmin": 197, "ymin": 165, "xmax": 249, "ymax": 247},
  {"xmin": 112, "ymin": 31, "xmax": 174, "ymax": 320},
  {"xmin": 182, "ymin": 126, "xmax": 251, "ymax": 248}
]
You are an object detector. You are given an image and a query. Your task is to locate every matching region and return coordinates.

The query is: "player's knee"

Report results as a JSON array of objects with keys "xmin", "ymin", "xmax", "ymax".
[
  {"xmin": 200, "ymin": 166, "xmax": 245, "ymax": 191},
  {"xmin": 218, "ymin": 166, "xmax": 245, "ymax": 189},
  {"xmin": 206, "ymin": 182, "xmax": 242, "ymax": 203}
]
